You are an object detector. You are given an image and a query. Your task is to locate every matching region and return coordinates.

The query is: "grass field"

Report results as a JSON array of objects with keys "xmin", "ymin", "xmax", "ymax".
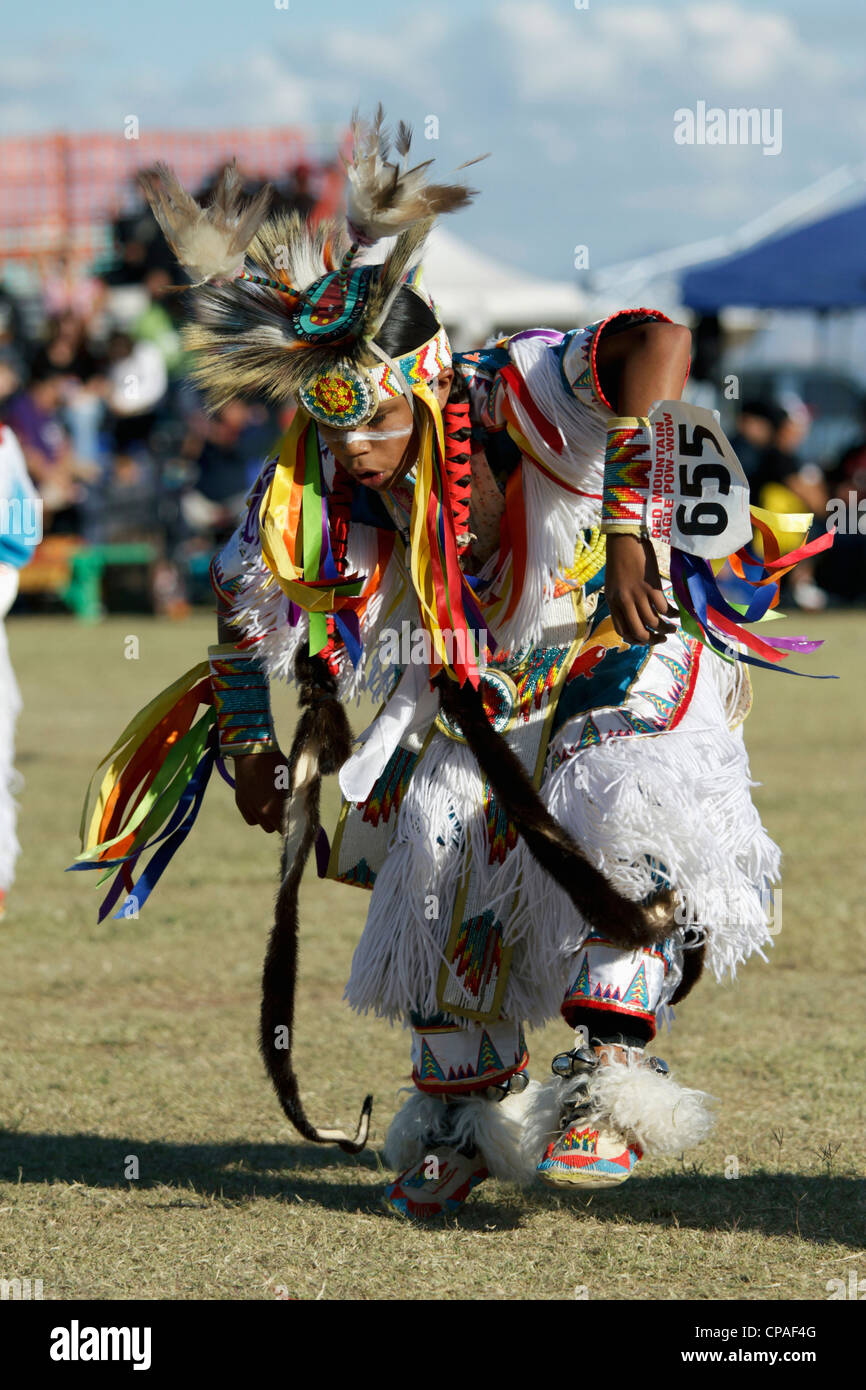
[{"xmin": 1, "ymin": 607, "xmax": 864, "ymax": 1301}]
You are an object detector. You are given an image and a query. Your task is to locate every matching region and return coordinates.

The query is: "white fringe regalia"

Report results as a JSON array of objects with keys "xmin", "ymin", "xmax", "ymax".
[
  {"xmin": 215, "ymin": 313, "xmax": 781, "ymax": 1175},
  {"xmin": 0, "ymin": 564, "xmax": 22, "ymax": 896},
  {"xmin": 0, "ymin": 425, "xmax": 38, "ymax": 901}
]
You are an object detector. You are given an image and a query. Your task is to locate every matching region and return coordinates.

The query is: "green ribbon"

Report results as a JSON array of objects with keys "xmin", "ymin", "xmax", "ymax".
[
  {"xmin": 302, "ymin": 424, "xmax": 328, "ymax": 656},
  {"xmin": 676, "ymin": 601, "xmax": 737, "ymax": 666},
  {"xmin": 76, "ymin": 709, "xmax": 217, "ymax": 866}
]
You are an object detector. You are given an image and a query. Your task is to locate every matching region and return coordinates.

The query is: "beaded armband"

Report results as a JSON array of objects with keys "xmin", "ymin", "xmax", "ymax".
[
  {"xmin": 600, "ymin": 415, "xmax": 652, "ymax": 538},
  {"xmin": 207, "ymin": 643, "xmax": 276, "ymax": 756}
]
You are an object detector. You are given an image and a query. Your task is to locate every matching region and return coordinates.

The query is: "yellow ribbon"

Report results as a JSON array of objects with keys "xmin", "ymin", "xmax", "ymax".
[{"xmin": 80, "ymin": 661, "xmax": 210, "ymax": 851}]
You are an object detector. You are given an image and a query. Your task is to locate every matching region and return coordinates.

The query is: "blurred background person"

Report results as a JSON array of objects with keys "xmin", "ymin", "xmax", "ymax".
[
  {"xmin": 1, "ymin": 358, "xmax": 93, "ymax": 533},
  {"xmin": 749, "ymin": 394, "xmax": 830, "ymax": 611},
  {"xmin": 104, "ymin": 328, "xmax": 168, "ymax": 454},
  {"xmin": 818, "ymin": 430, "xmax": 866, "ymax": 601},
  {"xmin": 0, "ymin": 424, "xmax": 41, "ymax": 917},
  {"xmin": 728, "ymin": 397, "xmax": 779, "ymax": 485}
]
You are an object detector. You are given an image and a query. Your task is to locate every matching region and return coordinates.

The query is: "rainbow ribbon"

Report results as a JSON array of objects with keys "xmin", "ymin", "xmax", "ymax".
[
  {"xmin": 670, "ymin": 504, "xmax": 837, "ymax": 679},
  {"xmin": 67, "ymin": 663, "xmax": 233, "ymax": 920},
  {"xmin": 258, "ymin": 394, "xmax": 489, "ymax": 687},
  {"xmin": 259, "ymin": 411, "xmax": 368, "ymax": 658},
  {"xmin": 408, "ymin": 382, "xmax": 489, "ymax": 688}
]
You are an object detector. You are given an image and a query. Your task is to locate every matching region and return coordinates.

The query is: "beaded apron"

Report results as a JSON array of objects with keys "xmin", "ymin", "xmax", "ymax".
[{"xmin": 326, "ymin": 525, "xmax": 703, "ymax": 1023}]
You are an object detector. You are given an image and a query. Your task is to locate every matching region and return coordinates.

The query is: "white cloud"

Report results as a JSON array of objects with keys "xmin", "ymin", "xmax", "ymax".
[
  {"xmin": 527, "ymin": 118, "xmax": 578, "ymax": 166},
  {"xmin": 0, "ymin": 1, "xmax": 862, "ymax": 280},
  {"xmin": 172, "ymin": 51, "xmax": 321, "ymax": 127},
  {"xmin": 495, "ymin": 0, "xmax": 845, "ymax": 101}
]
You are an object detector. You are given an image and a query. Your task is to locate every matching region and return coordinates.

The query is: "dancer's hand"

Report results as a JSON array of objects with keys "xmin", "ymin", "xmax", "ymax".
[
  {"xmin": 604, "ymin": 533, "xmax": 678, "ymax": 646},
  {"xmin": 231, "ymin": 749, "xmax": 289, "ymax": 833}
]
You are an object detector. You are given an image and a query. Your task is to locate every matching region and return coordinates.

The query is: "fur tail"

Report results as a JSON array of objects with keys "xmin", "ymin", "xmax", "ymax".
[{"xmin": 259, "ymin": 653, "xmax": 371, "ymax": 1154}]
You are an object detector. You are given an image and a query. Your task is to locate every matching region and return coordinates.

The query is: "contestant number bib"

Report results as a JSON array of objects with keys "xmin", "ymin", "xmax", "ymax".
[{"xmin": 647, "ymin": 400, "xmax": 752, "ymax": 559}]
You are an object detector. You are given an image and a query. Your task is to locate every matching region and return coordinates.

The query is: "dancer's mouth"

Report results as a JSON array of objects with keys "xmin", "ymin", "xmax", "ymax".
[{"xmin": 354, "ymin": 468, "xmax": 387, "ymax": 487}]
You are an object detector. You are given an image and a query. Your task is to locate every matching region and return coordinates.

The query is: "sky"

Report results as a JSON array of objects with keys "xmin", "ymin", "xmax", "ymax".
[{"xmin": 3, "ymin": 0, "xmax": 865, "ymax": 279}]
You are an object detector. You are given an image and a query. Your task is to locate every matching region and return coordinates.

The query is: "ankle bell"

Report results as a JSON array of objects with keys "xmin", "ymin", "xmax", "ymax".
[
  {"xmin": 551, "ymin": 1046, "xmax": 598, "ymax": 1078},
  {"xmin": 485, "ymin": 1069, "xmax": 531, "ymax": 1102}
]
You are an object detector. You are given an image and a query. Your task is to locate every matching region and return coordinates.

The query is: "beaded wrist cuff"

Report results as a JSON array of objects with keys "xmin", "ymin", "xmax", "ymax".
[
  {"xmin": 207, "ymin": 643, "xmax": 276, "ymax": 756},
  {"xmin": 600, "ymin": 415, "xmax": 652, "ymax": 537}
]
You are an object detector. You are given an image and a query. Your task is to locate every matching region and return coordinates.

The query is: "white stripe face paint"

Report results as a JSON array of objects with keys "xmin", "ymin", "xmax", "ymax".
[{"xmin": 320, "ymin": 424, "xmax": 414, "ymax": 444}]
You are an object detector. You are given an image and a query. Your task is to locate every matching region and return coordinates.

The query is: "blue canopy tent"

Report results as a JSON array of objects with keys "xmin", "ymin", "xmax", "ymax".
[
  {"xmin": 681, "ymin": 200, "xmax": 866, "ymax": 311},
  {"xmin": 680, "ymin": 199, "xmax": 866, "ymax": 602}
]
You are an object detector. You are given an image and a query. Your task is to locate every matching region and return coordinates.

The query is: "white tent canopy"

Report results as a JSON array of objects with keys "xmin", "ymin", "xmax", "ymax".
[{"xmin": 396, "ymin": 225, "xmax": 590, "ymax": 349}]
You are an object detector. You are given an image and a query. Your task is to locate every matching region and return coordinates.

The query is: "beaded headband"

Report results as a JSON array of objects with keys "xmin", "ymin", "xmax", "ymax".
[{"xmin": 298, "ymin": 321, "xmax": 453, "ymax": 429}]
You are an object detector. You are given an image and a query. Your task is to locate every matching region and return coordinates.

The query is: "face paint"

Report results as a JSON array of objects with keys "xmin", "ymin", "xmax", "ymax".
[{"xmin": 321, "ymin": 423, "xmax": 414, "ymax": 444}]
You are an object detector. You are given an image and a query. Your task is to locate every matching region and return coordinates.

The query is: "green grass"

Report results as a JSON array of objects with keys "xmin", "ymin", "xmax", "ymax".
[{"xmin": 0, "ymin": 608, "xmax": 864, "ymax": 1300}]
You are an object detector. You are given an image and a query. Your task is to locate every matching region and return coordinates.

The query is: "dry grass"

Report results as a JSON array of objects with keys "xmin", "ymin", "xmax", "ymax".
[{"xmin": 0, "ymin": 608, "xmax": 864, "ymax": 1300}]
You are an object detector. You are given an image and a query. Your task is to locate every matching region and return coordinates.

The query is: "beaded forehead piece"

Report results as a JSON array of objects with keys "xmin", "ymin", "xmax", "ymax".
[
  {"xmin": 297, "ymin": 305, "xmax": 452, "ymax": 429},
  {"xmin": 138, "ymin": 105, "xmax": 481, "ymax": 427}
]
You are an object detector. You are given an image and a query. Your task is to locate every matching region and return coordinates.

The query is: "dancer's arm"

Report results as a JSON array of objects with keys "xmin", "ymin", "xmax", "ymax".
[
  {"xmin": 596, "ymin": 320, "xmax": 691, "ymax": 646},
  {"xmin": 214, "ymin": 609, "xmax": 288, "ymax": 834}
]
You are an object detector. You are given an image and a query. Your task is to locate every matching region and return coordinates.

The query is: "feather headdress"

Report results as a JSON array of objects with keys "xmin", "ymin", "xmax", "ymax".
[
  {"xmin": 139, "ymin": 106, "xmax": 488, "ymax": 692},
  {"xmin": 138, "ymin": 104, "xmax": 486, "ymax": 422}
]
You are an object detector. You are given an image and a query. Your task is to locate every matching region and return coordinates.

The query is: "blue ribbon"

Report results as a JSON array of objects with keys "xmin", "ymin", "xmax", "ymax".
[{"xmin": 67, "ymin": 728, "xmax": 221, "ymax": 920}]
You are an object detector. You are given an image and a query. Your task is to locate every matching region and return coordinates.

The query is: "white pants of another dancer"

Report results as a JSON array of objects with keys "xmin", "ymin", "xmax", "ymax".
[{"xmin": 0, "ymin": 562, "xmax": 23, "ymax": 899}]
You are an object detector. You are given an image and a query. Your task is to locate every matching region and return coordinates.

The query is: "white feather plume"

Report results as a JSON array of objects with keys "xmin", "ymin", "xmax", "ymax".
[
  {"xmin": 138, "ymin": 160, "xmax": 272, "ymax": 285},
  {"xmin": 345, "ymin": 103, "xmax": 485, "ymax": 244}
]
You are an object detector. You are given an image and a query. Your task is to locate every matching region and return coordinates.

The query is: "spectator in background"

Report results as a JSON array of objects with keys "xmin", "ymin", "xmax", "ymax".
[
  {"xmin": 0, "ymin": 349, "xmax": 23, "ymax": 414},
  {"xmin": 682, "ymin": 313, "xmax": 723, "ymax": 412},
  {"xmin": 180, "ymin": 398, "xmax": 273, "ymax": 546},
  {"xmin": 132, "ymin": 266, "xmax": 184, "ymax": 379},
  {"xmin": 103, "ymin": 241, "xmax": 144, "ymax": 289},
  {"xmin": 0, "ymin": 289, "xmax": 28, "ymax": 385},
  {"xmin": 33, "ymin": 311, "xmax": 108, "ymax": 474},
  {"xmin": 31, "ymin": 313, "xmax": 110, "ymax": 539},
  {"xmin": 2, "ymin": 360, "xmax": 91, "ymax": 532},
  {"xmin": 728, "ymin": 398, "xmax": 779, "ymax": 484},
  {"xmin": 750, "ymin": 395, "xmax": 830, "ymax": 612},
  {"xmin": 35, "ymin": 310, "xmax": 103, "ymax": 383},
  {"xmin": 281, "ymin": 162, "xmax": 316, "ymax": 219},
  {"xmin": 105, "ymin": 329, "xmax": 168, "ymax": 452},
  {"xmin": 818, "ymin": 433, "xmax": 866, "ymax": 602},
  {"xmin": 38, "ymin": 251, "xmax": 106, "ymax": 326}
]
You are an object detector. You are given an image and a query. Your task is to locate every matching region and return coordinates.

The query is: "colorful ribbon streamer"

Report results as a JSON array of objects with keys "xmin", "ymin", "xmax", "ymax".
[
  {"xmin": 257, "ymin": 393, "xmax": 489, "ymax": 687},
  {"xmin": 259, "ymin": 410, "xmax": 368, "ymax": 656},
  {"xmin": 408, "ymin": 382, "xmax": 488, "ymax": 687},
  {"xmin": 68, "ymin": 663, "xmax": 233, "ymax": 919},
  {"xmin": 669, "ymin": 505, "xmax": 836, "ymax": 679}
]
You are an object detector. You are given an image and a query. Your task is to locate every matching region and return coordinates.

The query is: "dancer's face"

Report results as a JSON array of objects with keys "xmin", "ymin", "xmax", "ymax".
[{"xmin": 320, "ymin": 369, "xmax": 454, "ymax": 492}]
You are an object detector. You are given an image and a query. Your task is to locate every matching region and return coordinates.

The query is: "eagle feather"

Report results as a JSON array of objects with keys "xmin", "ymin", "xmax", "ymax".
[{"xmin": 138, "ymin": 159, "xmax": 273, "ymax": 285}]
